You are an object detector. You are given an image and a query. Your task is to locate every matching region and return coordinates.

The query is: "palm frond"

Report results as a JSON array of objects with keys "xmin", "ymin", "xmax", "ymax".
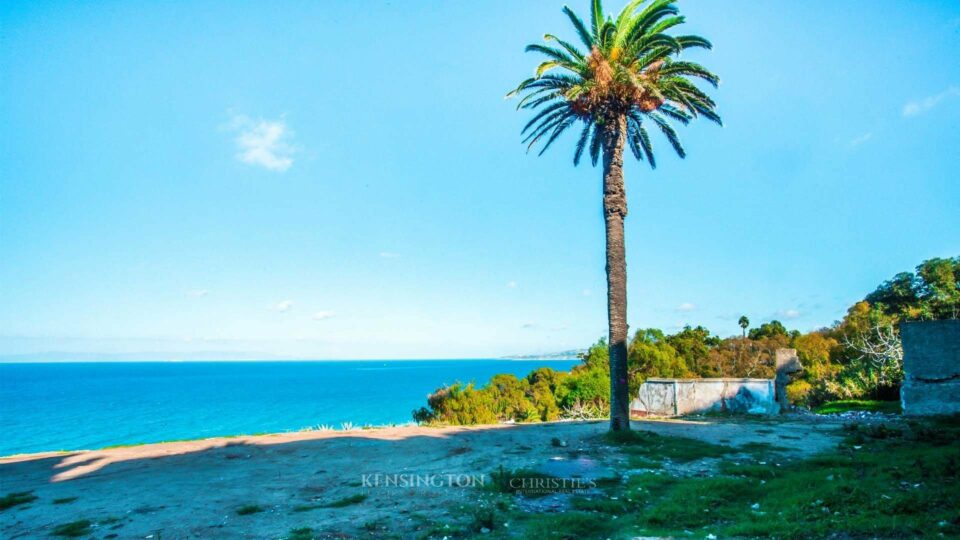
[
  {"xmin": 573, "ymin": 122, "xmax": 592, "ymax": 165},
  {"xmin": 521, "ymin": 101, "xmax": 569, "ymax": 134},
  {"xmin": 634, "ymin": 0, "xmax": 679, "ymax": 35},
  {"xmin": 544, "ymin": 34, "xmax": 586, "ymax": 61},
  {"xmin": 590, "ymin": 0, "xmax": 605, "ymax": 41},
  {"xmin": 626, "ymin": 118, "xmax": 644, "ymax": 161},
  {"xmin": 522, "ymin": 110, "xmax": 571, "ymax": 144},
  {"xmin": 523, "ymin": 110, "xmax": 573, "ymax": 145},
  {"xmin": 659, "ymin": 60, "xmax": 719, "ymax": 87},
  {"xmin": 650, "ymin": 113, "xmax": 685, "ymax": 158},
  {"xmin": 526, "ymin": 44, "xmax": 578, "ymax": 65},
  {"xmin": 649, "ymin": 15, "xmax": 685, "ymax": 36},
  {"xmin": 539, "ymin": 116, "xmax": 577, "ymax": 155},
  {"xmin": 519, "ymin": 91, "xmax": 564, "ymax": 111},
  {"xmin": 614, "ymin": 0, "xmax": 644, "ymax": 33},
  {"xmin": 628, "ymin": 113, "xmax": 656, "ymax": 167},
  {"xmin": 589, "ymin": 123, "xmax": 603, "ymax": 166},
  {"xmin": 657, "ymin": 103, "xmax": 692, "ymax": 124},
  {"xmin": 525, "ymin": 113, "xmax": 574, "ymax": 150},
  {"xmin": 563, "ymin": 5, "xmax": 594, "ymax": 49},
  {"xmin": 675, "ymin": 35, "xmax": 712, "ymax": 50}
]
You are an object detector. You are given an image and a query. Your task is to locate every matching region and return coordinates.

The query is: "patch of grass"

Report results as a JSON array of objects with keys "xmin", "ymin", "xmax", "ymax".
[
  {"xmin": 644, "ymin": 476, "xmax": 756, "ymax": 529},
  {"xmin": 738, "ymin": 441, "xmax": 791, "ymax": 454},
  {"xmin": 719, "ymin": 461, "xmax": 783, "ymax": 480},
  {"xmin": 593, "ymin": 473, "xmax": 623, "ymax": 488},
  {"xmin": 571, "ymin": 495, "xmax": 630, "ymax": 513},
  {"xmin": 518, "ymin": 511, "xmax": 618, "ymax": 539},
  {"xmin": 0, "ymin": 491, "xmax": 37, "ymax": 510},
  {"xmin": 814, "ymin": 400, "xmax": 901, "ymax": 415},
  {"xmin": 604, "ymin": 429, "xmax": 735, "ymax": 463},
  {"xmin": 486, "ymin": 466, "xmax": 564, "ymax": 498},
  {"xmin": 361, "ymin": 519, "xmax": 387, "ymax": 532},
  {"xmin": 292, "ymin": 495, "xmax": 368, "ymax": 512},
  {"xmin": 53, "ymin": 496, "xmax": 79, "ymax": 504},
  {"xmin": 287, "ymin": 527, "xmax": 314, "ymax": 540},
  {"xmin": 51, "ymin": 519, "xmax": 92, "ymax": 537},
  {"xmin": 502, "ymin": 416, "xmax": 960, "ymax": 539},
  {"xmin": 320, "ymin": 494, "xmax": 367, "ymax": 508},
  {"xmin": 626, "ymin": 454, "xmax": 663, "ymax": 469},
  {"xmin": 446, "ymin": 446, "xmax": 471, "ymax": 456},
  {"xmin": 236, "ymin": 504, "xmax": 264, "ymax": 515}
]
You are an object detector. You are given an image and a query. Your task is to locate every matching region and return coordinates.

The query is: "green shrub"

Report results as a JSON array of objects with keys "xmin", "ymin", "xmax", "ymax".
[
  {"xmin": 0, "ymin": 491, "xmax": 36, "ymax": 511},
  {"xmin": 51, "ymin": 520, "xmax": 92, "ymax": 537},
  {"xmin": 560, "ymin": 367, "xmax": 610, "ymax": 412},
  {"xmin": 236, "ymin": 504, "xmax": 263, "ymax": 515}
]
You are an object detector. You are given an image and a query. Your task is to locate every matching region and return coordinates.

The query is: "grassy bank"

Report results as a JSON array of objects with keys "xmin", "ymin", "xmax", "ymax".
[
  {"xmin": 813, "ymin": 400, "xmax": 902, "ymax": 415},
  {"xmin": 456, "ymin": 416, "xmax": 959, "ymax": 539}
]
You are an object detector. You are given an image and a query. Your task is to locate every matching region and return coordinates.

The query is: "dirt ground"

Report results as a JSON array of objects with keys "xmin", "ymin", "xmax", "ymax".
[{"xmin": 0, "ymin": 417, "xmax": 845, "ymax": 539}]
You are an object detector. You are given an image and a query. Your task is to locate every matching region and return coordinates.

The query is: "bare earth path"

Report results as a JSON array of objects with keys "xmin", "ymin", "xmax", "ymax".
[{"xmin": 0, "ymin": 417, "xmax": 843, "ymax": 539}]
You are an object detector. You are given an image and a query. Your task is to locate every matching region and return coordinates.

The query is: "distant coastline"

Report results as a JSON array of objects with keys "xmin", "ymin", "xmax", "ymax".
[
  {"xmin": 0, "ymin": 353, "xmax": 583, "ymax": 363},
  {"xmin": 501, "ymin": 349, "xmax": 585, "ymax": 361}
]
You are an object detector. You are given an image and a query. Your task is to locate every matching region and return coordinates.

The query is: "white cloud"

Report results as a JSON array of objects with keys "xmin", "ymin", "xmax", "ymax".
[
  {"xmin": 582, "ymin": 289, "xmax": 592, "ymax": 297},
  {"xmin": 272, "ymin": 300, "xmax": 295, "ymax": 313},
  {"xmin": 902, "ymin": 86, "xmax": 960, "ymax": 118},
  {"xmin": 676, "ymin": 302, "xmax": 696, "ymax": 312},
  {"xmin": 186, "ymin": 289, "xmax": 209, "ymax": 298},
  {"xmin": 312, "ymin": 311, "xmax": 336, "ymax": 321},
  {"xmin": 228, "ymin": 113, "xmax": 295, "ymax": 171},
  {"xmin": 849, "ymin": 132, "xmax": 873, "ymax": 147},
  {"xmin": 379, "ymin": 251, "xmax": 400, "ymax": 259},
  {"xmin": 507, "ymin": 281, "xmax": 518, "ymax": 289},
  {"xmin": 776, "ymin": 308, "xmax": 801, "ymax": 320}
]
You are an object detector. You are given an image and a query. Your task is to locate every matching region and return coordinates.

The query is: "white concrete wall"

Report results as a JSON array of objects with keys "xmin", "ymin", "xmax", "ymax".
[{"xmin": 630, "ymin": 378, "xmax": 779, "ymax": 416}]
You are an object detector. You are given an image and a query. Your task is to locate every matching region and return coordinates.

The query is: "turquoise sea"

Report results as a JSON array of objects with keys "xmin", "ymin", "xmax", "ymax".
[{"xmin": 0, "ymin": 360, "xmax": 578, "ymax": 456}]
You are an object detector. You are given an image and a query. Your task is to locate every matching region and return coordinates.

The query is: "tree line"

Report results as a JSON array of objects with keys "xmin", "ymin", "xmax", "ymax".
[{"xmin": 413, "ymin": 256, "xmax": 959, "ymax": 425}]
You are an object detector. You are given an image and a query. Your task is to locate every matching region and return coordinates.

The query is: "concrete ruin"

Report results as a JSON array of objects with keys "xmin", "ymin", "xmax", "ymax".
[
  {"xmin": 775, "ymin": 348, "xmax": 803, "ymax": 411},
  {"xmin": 900, "ymin": 320, "xmax": 960, "ymax": 416},
  {"xmin": 630, "ymin": 348, "xmax": 802, "ymax": 417},
  {"xmin": 630, "ymin": 378, "xmax": 779, "ymax": 416}
]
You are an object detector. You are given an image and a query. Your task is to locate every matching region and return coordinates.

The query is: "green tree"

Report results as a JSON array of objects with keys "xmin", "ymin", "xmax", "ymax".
[
  {"xmin": 487, "ymin": 374, "xmax": 538, "ymax": 422},
  {"xmin": 749, "ymin": 320, "xmax": 788, "ymax": 340},
  {"xmin": 526, "ymin": 368, "xmax": 567, "ymax": 420},
  {"xmin": 865, "ymin": 257, "xmax": 960, "ymax": 320},
  {"xmin": 738, "ymin": 315, "xmax": 749, "ymax": 338},
  {"xmin": 665, "ymin": 325, "xmax": 718, "ymax": 375},
  {"xmin": 628, "ymin": 328, "xmax": 691, "ymax": 395},
  {"xmin": 510, "ymin": 0, "xmax": 720, "ymax": 431},
  {"xmin": 914, "ymin": 257, "xmax": 959, "ymax": 319}
]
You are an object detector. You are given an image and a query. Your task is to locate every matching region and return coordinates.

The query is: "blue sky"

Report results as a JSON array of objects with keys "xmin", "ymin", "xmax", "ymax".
[{"xmin": 1, "ymin": 0, "xmax": 958, "ymax": 360}]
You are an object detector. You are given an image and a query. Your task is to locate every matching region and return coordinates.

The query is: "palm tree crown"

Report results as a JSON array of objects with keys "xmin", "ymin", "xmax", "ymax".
[{"xmin": 508, "ymin": 0, "xmax": 721, "ymax": 166}]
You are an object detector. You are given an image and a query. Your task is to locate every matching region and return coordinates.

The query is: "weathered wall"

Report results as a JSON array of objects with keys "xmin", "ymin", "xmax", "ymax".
[
  {"xmin": 901, "ymin": 320, "xmax": 960, "ymax": 416},
  {"xmin": 630, "ymin": 378, "xmax": 779, "ymax": 416}
]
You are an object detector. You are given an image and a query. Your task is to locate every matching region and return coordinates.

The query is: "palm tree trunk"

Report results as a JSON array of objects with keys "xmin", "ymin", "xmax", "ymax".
[{"xmin": 602, "ymin": 115, "xmax": 630, "ymax": 432}]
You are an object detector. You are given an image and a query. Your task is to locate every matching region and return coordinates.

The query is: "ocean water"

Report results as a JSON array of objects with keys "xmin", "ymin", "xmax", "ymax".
[{"xmin": 0, "ymin": 360, "xmax": 578, "ymax": 456}]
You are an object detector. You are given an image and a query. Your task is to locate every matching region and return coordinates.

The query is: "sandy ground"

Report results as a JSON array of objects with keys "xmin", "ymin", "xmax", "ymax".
[{"xmin": 0, "ymin": 417, "xmax": 844, "ymax": 539}]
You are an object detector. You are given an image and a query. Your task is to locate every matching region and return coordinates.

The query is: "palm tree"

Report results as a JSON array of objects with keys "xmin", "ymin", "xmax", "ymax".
[
  {"xmin": 736, "ymin": 315, "xmax": 749, "ymax": 375},
  {"xmin": 509, "ymin": 0, "xmax": 721, "ymax": 431}
]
